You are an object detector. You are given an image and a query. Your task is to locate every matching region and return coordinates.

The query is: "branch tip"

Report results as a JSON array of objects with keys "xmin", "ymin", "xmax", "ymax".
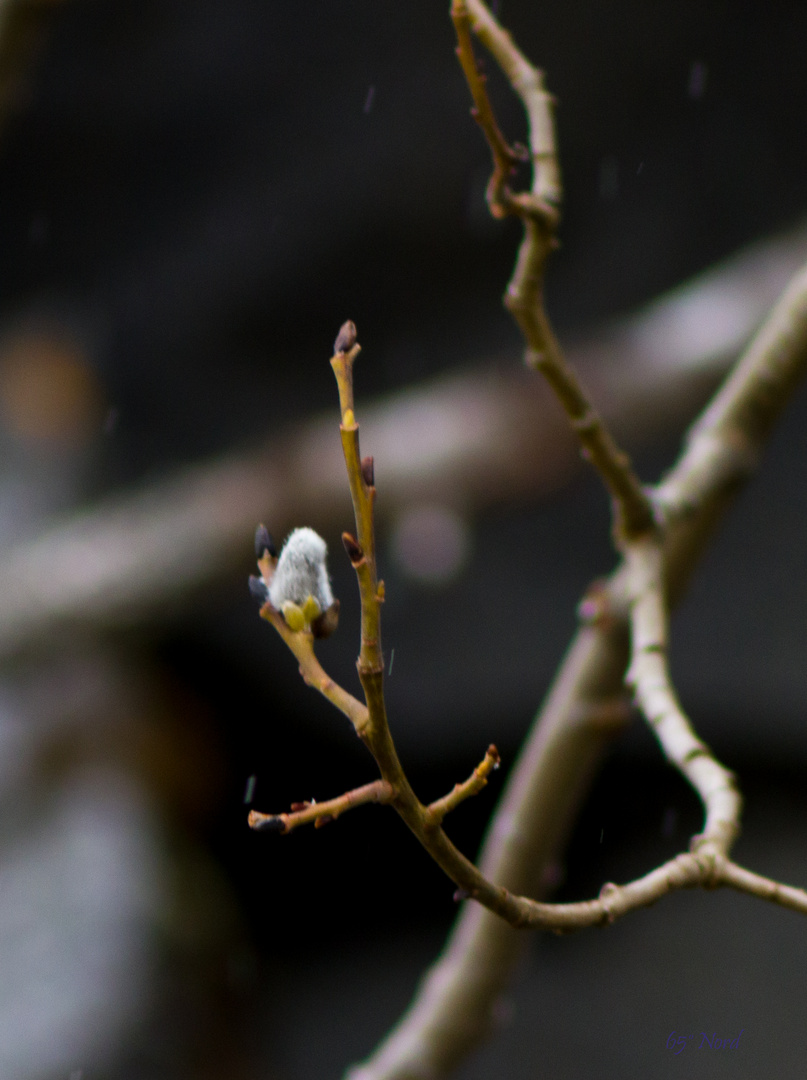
[
  {"xmin": 249, "ymin": 811, "xmax": 286, "ymax": 834},
  {"xmin": 254, "ymin": 523, "xmax": 277, "ymax": 559},
  {"xmin": 334, "ymin": 320, "xmax": 358, "ymax": 354}
]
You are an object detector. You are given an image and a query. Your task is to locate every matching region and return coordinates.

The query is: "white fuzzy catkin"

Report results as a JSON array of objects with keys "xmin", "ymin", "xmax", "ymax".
[{"xmin": 268, "ymin": 527, "xmax": 334, "ymax": 611}]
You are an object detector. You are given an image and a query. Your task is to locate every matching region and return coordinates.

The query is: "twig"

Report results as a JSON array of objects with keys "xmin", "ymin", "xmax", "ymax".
[
  {"xmin": 259, "ymin": 604, "xmax": 370, "ymax": 738},
  {"xmin": 450, "ymin": 0, "xmax": 520, "ymax": 217},
  {"xmin": 248, "ymin": 778, "xmax": 394, "ymax": 834},
  {"xmin": 455, "ymin": 0, "xmax": 654, "ymax": 541},
  {"xmin": 624, "ymin": 537, "xmax": 741, "ymax": 854},
  {"xmin": 426, "ymin": 745, "xmax": 500, "ymax": 827}
]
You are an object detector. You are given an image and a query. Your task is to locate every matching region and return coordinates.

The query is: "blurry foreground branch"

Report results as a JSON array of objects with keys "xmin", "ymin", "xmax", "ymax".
[{"xmin": 0, "ymin": 223, "xmax": 804, "ymax": 657}]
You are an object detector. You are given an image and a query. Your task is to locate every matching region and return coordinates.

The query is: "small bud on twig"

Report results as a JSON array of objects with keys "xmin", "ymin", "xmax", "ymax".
[
  {"xmin": 281, "ymin": 601, "xmax": 306, "ymax": 631},
  {"xmin": 361, "ymin": 456, "xmax": 375, "ymax": 487},
  {"xmin": 248, "ymin": 575, "xmax": 269, "ymax": 605},
  {"xmin": 342, "ymin": 532, "xmax": 364, "ymax": 565},
  {"xmin": 311, "ymin": 599, "xmax": 340, "ymax": 639},
  {"xmin": 255, "ymin": 524, "xmax": 277, "ymax": 559},
  {"xmin": 302, "ymin": 594, "xmax": 322, "ymax": 623},
  {"xmin": 334, "ymin": 320, "xmax": 358, "ymax": 354}
]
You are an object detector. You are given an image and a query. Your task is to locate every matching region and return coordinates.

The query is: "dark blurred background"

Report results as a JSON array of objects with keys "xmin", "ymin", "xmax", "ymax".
[{"xmin": 0, "ymin": 1, "xmax": 806, "ymax": 1077}]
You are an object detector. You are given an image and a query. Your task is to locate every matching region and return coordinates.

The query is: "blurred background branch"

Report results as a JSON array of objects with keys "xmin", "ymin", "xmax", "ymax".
[{"xmin": 0, "ymin": 221, "xmax": 804, "ymax": 658}]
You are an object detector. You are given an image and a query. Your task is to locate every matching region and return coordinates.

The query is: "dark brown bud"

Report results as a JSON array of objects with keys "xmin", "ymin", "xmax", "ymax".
[
  {"xmin": 311, "ymin": 598, "xmax": 340, "ymax": 639},
  {"xmin": 361, "ymin": 455, "xmax": 375, "ymax": 487},
  {"xmin": 334, "ymin": 320, "xmax": 357, "ymax": 354},
  {"xmin": 341, "ymin": 532, "xmax": 364, "ymax": 565},
  {"xmin": 254, "ymin": 524, "xmax": 277, "ymax": 559},
  {"xmin": 487, "ymin": 744, "xmax": 501, "ymax": 769},
  {"xmin": 251, "ymin": 814, "xmax": 286, "ymax": 833},
  {"xmin": 248, "ymin": 575, "xmax": 269, "ymax": 605}
]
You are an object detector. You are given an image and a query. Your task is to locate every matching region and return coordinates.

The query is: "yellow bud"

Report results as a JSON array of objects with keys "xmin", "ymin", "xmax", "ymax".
[
  {"xmin": 282, "ymin": 601, "xmax": 305, "ymax": 632},
  {"xmin": 302, "ymin": 594, "xmax": 322, "ymax": 623},
  {"xmin": 342, "ymin": 408, "xmax": 356, "ymax": 428}
]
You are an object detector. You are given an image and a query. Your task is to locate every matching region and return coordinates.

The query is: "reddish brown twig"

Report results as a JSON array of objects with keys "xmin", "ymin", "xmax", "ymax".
[
  {"xmin": 426, "ymin": 745, "xmax": 501, "ymax": 826},
  {"xmin": 248, "ymin": 778, "xmax": 395, "ymax": 835},
  {"xmin": 450, "ymin": 0, "xmax": 520, "ymax": 217}
]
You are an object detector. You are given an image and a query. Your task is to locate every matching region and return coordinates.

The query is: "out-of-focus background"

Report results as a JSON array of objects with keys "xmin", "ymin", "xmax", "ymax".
[{"xmin": 0, "ymin": 1, "xmax": 806, "ymax": 1077}]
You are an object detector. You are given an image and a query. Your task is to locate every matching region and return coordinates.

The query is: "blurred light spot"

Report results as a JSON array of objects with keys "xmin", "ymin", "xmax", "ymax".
[
  {"xmin": 598, "ymin": 155, "xmax": 619, "ymax": 200},
  {"xmin": 688, "ymin": 60, "xmax": 707, "ymax": 99},
  {"xmin": 391, "ymin": 505, "xmax": 470, "ymax": 585},
  {"xmin": 0, "ymin": 331, "xmax": 103, "ymax": 443},
  {"xmin": 363, "ymin": 85, "xmax": 375, "ymax": 114}
]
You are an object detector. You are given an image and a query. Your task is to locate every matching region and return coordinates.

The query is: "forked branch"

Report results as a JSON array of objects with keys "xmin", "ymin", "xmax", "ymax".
[{"xmin": 250, "ymin": 318, "xmax": 807, "ymax": 939}]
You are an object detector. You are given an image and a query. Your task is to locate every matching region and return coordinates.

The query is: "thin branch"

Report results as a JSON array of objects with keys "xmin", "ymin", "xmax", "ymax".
[
  {"xmin": 456, "ymin": 0, "xmax": 654, "ymax": 541},
  {"xmin": 624, "ymin": 536, "xmax": 741, "ymax": 854},
  {"xmin": 450, "ymin": 1, "xmax": 519, "ymax": 218},
  {"xmin": 464, "ymin": 0, "xmax": 561, "ymax": 210},
  {"xmin": 331, "ymin": 326, "xmax": 385, "ymax": 684},
  {"xmin": 248, "ymin": 778, "xmax": 394, "ymax": 834},
  {"xmin": 260, "ymin": 604, "xmax": 370, "ymax": 738},
  {"xmin": 426, "ymin": 744, "xmax": 501, "ymax": 827}
]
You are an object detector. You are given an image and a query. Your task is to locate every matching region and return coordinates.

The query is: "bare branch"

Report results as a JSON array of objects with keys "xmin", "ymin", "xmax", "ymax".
[
  {"xmin": 248, "ymin": 779, "xmax": 394, "ymax": 835},
  {"xmin": 426, "ymin": 745, "xmax": 501, "ymax": 827},
  {"xmin": 260, "ymin": 604, "xmax": 370, "ymax": 739},
  {"xmin": 624, "ymin": 537, "xmax": 741, "ymax": 854},
  {"xmin": 458, "ymin": 0, "xmax": 654, "ymax": 541}
]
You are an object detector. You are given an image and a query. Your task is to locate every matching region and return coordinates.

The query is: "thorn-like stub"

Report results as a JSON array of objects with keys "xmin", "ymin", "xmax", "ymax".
[
  {"xmin": 342, "ymin": 531, "xmax": 364, "ymax": 565},
  {"xmin": 361, "ymin": 455, "xmax": 375, "ymax": 487},
  {"xmin": 487, "ymin": 744, "xmax": 501, "ymax": 768},
  {"xmin": 248, "ymin": 575, "xmax": 269, "ymax": 605},
  {"xmin": 255, "ymin": 524, "xmax": 277, "ymax": 559},
  {"xmin": 334, "ymin": 320, "xmax": 357, "ymax": 354}
]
